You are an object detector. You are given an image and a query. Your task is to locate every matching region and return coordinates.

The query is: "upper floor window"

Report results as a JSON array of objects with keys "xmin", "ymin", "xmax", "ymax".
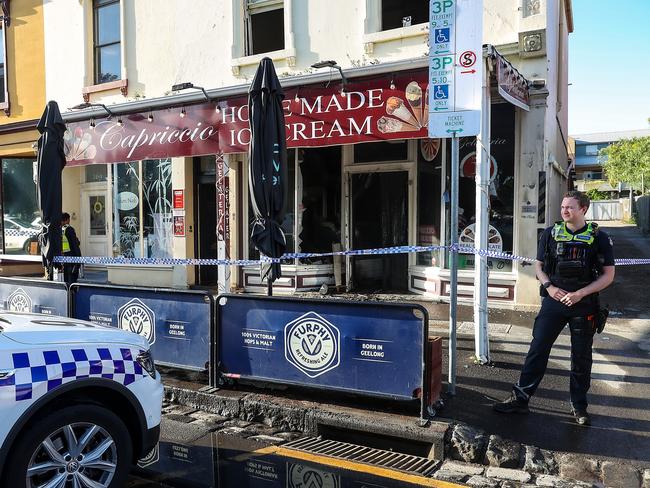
[
  {"xmin": 381, "ymin": 0, "xmax": 428, "ymax": 31},
  {"xmin": 585, "ymin": 144, "xmax": 599, "ymax": 156},
  {"xmin": 0, "ymin": 21, "xmax": 7, "ymax": 105},
  {"xmin": 93, "ymin": 0, "xmax": 121, "ymax": 84},
  {"xmin": 245, "ymin": 0, "xmax": 284, "ymax": 55}
]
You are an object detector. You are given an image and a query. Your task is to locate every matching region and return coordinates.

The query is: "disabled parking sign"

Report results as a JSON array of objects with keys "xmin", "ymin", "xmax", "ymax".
[{"xmin": 428, "ymin": 0, "xmax": 483, "ymax": 137}]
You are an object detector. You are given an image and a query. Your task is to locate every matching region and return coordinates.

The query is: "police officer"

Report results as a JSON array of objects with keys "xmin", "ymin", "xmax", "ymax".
[
  {"xmin": 494, "ymin": 191, "xmax": 615, "ymax": 425},
  {"xmin": 61, "ymin": 212, "xmax": 82, "ymax": 284}
]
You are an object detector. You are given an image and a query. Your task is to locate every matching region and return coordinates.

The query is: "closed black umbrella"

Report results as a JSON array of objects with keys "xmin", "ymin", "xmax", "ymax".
[
  {"xmin": 248, "ymin": 58, "xmax": 288, "ymax": 295},
  {"xmin": 36, "ymin": 101, "xmax": 67, "ymax": 280}
]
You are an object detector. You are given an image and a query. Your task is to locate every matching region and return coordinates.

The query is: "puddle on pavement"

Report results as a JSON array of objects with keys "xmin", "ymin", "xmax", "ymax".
[{"xmin": 128, "ymin": 431, "xmax": 435, "ymax": 488}]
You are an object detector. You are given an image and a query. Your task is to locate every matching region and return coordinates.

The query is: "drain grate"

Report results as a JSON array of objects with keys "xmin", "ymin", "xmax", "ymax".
[{"xmin": 283, "ymin": 437, "xmax": 438, "ymax": 476}]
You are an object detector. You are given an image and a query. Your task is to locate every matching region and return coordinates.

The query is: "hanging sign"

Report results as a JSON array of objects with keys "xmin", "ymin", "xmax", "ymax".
[
  {"xmin": 428, "ymin": 0, "xmax": 483, "ymax": 137},
  {"xmin": 496, "ymin": 55, "xmax": 530, "ymax": 111}
]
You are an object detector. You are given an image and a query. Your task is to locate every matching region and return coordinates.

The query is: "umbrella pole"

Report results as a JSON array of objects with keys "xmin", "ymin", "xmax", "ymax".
[{"xmin": 267, "ymin": 277, "xmax": 273, "ymax": 296}]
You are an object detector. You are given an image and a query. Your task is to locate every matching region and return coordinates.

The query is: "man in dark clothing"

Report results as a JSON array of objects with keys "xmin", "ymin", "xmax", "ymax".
[
  {"xmin": 61, "ymin": 212, "xmax": 82, "ymax": 284},
  {"xmin": 493, "ymin": 191, "xmax": 615, "ymax": 425}
]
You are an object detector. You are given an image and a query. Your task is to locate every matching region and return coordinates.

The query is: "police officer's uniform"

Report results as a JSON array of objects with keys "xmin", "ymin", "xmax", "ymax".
[
  {"xmin": 62, "ymin": 223, "xmax": 82, "ymax": 284},
  {"xmin": 512, "ymin": 221, "xmax": 614, "ymax": 412}
]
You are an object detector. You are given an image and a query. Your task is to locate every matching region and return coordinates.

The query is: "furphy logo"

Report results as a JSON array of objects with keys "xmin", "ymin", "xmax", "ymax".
[
  {"xmin": 284, "ymin": 312, "xmax": 340, "ymax": 378},
  {"xmin": 288, "ymin": 463, "xmax": 339, "ymax": 488},
  {"xmin": 7, "ymin": 288, "xmax": 32, "ymax": 312},
  {"xmin": 118, "ymin": 298, "xmax": 156, "ymax": 344}
]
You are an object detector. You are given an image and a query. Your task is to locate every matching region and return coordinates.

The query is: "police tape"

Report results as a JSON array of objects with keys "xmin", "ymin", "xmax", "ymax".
[{"xmin": 49, "ymin": 245, "xmax": 650, "ymax": 267}]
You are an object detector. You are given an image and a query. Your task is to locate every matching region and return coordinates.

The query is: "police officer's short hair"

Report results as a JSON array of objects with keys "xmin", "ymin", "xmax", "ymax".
[
  {"xmin": 563, "ymin": 190, "xmax": 590, "ymax": 210},
  {"xmin": 62, "ymin": 212, "xmax": 70, "ymax": 221}
]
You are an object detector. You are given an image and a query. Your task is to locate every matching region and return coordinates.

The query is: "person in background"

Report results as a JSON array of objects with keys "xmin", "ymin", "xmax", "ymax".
[{"xmin": 61, "ymin": 212, "xmax": 82, "ymax": 284}]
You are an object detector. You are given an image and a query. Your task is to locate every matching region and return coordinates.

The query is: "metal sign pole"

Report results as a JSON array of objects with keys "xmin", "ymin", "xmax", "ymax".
[{"xmin": 448, "ymin": 134, "xmax": 460, "ymax": 395}]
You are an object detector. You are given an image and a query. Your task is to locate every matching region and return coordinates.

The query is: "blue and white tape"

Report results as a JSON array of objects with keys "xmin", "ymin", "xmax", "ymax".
[{"xmin": 49, "ymin": 244, "xmax": 650, "ymax": 267}]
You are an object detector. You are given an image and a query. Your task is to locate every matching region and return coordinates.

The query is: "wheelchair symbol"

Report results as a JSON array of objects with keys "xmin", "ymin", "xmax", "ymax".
[
  {"xmin": 435, "ymin": 28, "xmax": 450, "ymax": 44},
  {"xmin": 434, "ymin": 85, "xmax": 449, "ymax": 100}
]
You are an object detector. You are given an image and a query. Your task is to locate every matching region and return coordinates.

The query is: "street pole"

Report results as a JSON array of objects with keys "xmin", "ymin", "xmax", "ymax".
[
  {"xmin": 448, "ymin": 134, "xmax": 459, "ymax": 395},
  {"xmin": 474, "ymin": 54, "xmax": 491, "ymax": 364}
]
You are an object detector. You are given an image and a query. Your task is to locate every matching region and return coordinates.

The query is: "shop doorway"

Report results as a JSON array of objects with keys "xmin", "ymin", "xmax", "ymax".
[
  {"xmin": 195, "ymin": 158, "xmax": 218, "ymax": 286},
  {"xmin": 81, "ymin": 189, "xmax": 108, "ymax": 257},
  {"xmin": 349, "ymin": 171, "xmax": 409, "ymax": 291}
]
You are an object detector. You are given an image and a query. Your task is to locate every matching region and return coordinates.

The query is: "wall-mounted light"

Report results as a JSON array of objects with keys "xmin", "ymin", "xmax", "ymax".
[
  {"xmin": 390, "ymin": 77, "xmax": 396, "ymax": 90},
  {"xmin": 147, "ymin": 112, "xmax": 154, "ymax": 123},
  {"xmin": 311, "ymin": 60, "xmax": 348, "ymax": 95},
  {"xmin": 172, "ymin": 82, "xmax": 210, "ymax": 101},
  {"xmin": 117, "ymin": 117, "xmax": 123, "ymax": 126},
  {"xmin": 215, "ymin": 103, "xmax": 221, "ymax": 114},
  {"xmin": 89, "ymin": 118, "xmax": 96, "ymax": 129},
  {"xmin": 180, "ymin": 107, "xmax": 186, "ymax": 118}
]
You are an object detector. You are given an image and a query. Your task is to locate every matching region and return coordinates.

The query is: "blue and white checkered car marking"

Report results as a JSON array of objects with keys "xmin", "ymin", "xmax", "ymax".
[{"xmin": 0, "ymin": 346, "xmax": 147, "ymax": 402}]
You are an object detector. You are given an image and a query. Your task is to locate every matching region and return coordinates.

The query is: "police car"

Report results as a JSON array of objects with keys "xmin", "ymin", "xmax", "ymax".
[{"xmin": 0, "ymin": 311, "xmax": 163, "ymax": 487}]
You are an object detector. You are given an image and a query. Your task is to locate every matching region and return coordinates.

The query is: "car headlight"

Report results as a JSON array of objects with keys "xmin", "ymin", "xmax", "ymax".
[{"xmin": 136, "ymin": 350, "xmax": 156, "ymax": 379}]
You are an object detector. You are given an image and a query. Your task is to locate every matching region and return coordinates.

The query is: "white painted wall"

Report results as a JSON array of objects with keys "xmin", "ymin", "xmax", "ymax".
[{"xmin": 44, "ymin": 1, "xmax": 565, "ymax": 107}]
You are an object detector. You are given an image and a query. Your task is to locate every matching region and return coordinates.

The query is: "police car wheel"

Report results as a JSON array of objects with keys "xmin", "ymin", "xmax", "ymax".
[{"xmin": 5, "ymin": 404, "xmax": 133, "ymax": 488}]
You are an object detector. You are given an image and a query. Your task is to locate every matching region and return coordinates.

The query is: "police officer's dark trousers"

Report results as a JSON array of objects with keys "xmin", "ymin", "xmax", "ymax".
[{"xmin": 513, "ymin": 296, "xmax": 596, "ymax": 410}]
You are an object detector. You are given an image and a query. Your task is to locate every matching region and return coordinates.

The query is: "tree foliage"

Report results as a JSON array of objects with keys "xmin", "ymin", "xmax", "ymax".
[{"xmin": 600, "ymin": 137, "xmax": 650, "ymax": 188}]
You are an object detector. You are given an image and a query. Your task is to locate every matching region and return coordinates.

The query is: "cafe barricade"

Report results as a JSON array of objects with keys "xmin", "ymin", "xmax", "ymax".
[
  {"xmin": 0, "ymin": 277, "xmax": 69, "ymax": 316},
  {"xmin": 70, "ymin": 283, "xmax": 215, "ymax": 370},
  {"xmin": 215, "ymin": 295, "xmax": 442, "ymax": 420}
]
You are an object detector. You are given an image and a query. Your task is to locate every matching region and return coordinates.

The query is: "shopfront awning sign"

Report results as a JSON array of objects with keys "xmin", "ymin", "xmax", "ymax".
[
  {"xmin": 63, "ymin": 71, "xmax": 430, "ymax": 166},
  {"xmin": 427, "ymin": 0, "xmax": 483, "ymax": 137},
  {"xmin": 495, "ymin": 54, "xmax": 530, "ymax": 111}
]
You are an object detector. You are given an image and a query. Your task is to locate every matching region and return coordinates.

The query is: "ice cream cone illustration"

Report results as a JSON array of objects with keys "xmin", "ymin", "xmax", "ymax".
[
  {"xmin": 386, "ymin": 97, "xmax": 420, "ymax": 128},
  {"xmin": 422, "ymin": 85, "xmax": 430, "ymax": 128},
  {"xmin": 377, "ymin": 116, "xmax": 420, "ymax": 134},
  {"xmin": 405, "ymin": 82, "xmax": 423, "ymax": 125}
]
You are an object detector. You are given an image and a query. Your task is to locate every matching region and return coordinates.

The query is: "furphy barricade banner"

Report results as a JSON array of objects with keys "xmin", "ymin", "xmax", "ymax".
[{"xmin": 64, "ymin": 71, "xmax": 431, "ymax": 166}]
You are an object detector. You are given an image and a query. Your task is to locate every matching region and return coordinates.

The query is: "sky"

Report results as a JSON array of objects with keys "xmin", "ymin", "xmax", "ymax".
[{"xmin": 568, "ymin": 0, "xmax": 650, "ymax": 135}]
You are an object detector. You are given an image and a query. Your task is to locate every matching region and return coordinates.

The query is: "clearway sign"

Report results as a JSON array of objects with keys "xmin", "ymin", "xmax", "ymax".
[{"xmin": 428, "ymin": 0, "xmax": 483, "ymax": 137}]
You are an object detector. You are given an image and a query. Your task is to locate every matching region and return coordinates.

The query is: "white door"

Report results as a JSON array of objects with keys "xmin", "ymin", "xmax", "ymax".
[{"xmin": 81, "ymin": 190, "xmax": 108, "ymax": 256}]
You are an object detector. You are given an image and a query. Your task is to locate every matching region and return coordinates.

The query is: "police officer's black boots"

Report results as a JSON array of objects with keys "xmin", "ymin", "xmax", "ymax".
[
  {"xmin": 571, "ymin": 408, "xmax": 591, "ymax": 426},
  {"xmin": 493, "ymin": 393, "xmax": 530, "ymax": 414}
]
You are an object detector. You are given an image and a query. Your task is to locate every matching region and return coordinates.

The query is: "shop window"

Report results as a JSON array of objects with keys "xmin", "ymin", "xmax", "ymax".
[
  {"xmin": 298, "ymin": 146, "xmax": 342, "ymax": 263},
  {"xmin": 2, "ymin": 159, "xmax": 40, "ymax": 255},
  {"xmin": 245, "ymin": 0, "xmax": 285, "ymax": 55},
  {"xmin": 85, "ymin": 164, "xmax": 108, "ymax": 183},
  {"xmin": 112, "ymin": 159, "xmax": 172, "ymax": 259},
  {"xmin": 354, "ymin": 140, "xmax": 408, "ymax": 164},
  {"xmin": 93, "ymin": 0, "xmax": 121, "ymax": 84},
  {"xmin": 381, "ymin": 0, "xmax": 428, "ymax": 30},
  {"xmin": 248, "ymin": 149, "xmax": 296, "ymax": 259},
  {"xmin": 417, "ymin": 139, "xmax": 443, "ymax": 266},
  {"xmin": 444, "ymin": 104, "xmax": 516, "ymax": 272},
  {"xmin": 247, "ymin": 147, "xmax": 341, "ymax": 263}
]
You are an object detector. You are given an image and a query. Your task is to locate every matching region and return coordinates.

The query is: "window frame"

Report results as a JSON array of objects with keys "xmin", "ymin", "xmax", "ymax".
[
  {"xmin": 363, "ymin": 0, "xmax": 429, "ymax": 55},
  {"xmin": 0, "ymin": 17, "xmax": 9, "ymax": 114},
  {"xmin": 93, "ymin": 0, "xmax": 122, "ymax": 85},
  {"xmin": 244, "ymin": 0, "xmax": 284, "ymax": 56},
  {"xmin": 231, "ymin": 0, "xmax": 295, "ymax": 75}
]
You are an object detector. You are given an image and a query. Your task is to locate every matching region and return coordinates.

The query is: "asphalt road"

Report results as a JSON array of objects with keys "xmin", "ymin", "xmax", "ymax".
[{"xmin": 437, "ymin": 223, "xmax": 650, "ymax": 467}]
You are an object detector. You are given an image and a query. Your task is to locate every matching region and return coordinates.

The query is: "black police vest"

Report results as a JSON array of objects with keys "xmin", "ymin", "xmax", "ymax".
[{"xmin": 545, "ymin": 222, "xmax": 601, "ymax": 291}]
